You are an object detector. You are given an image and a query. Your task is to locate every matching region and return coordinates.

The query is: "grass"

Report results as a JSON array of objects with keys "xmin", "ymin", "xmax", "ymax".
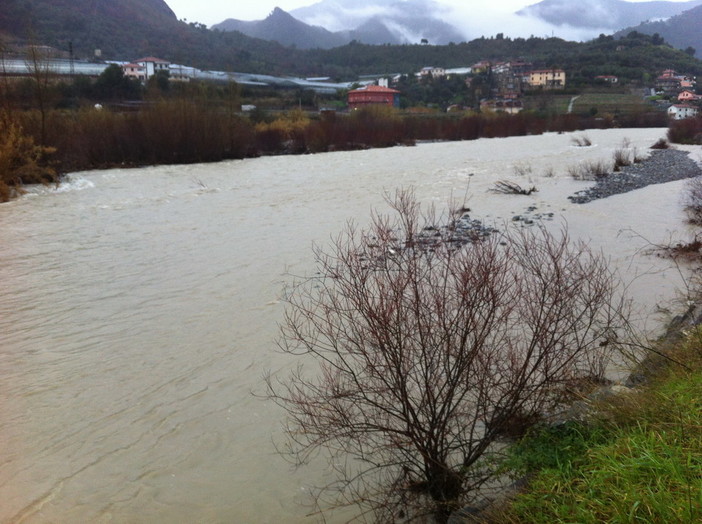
[
  {"xmin": 571, "ymin": 92, "xmax": 651, "ymax": 115},
  {"xmin": 494, "ymin": 327, "xmax": 702, "ymax": 523}
]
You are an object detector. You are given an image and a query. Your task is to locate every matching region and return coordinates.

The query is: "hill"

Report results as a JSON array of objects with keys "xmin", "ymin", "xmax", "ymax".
[
  {"xmin": 0, "ymin": 0, "xmax": 308, "ymax": 75},
  {"xmin": 213, "ymin": 1, "xmax": 465, "ymax": 48},
  {"xmin": 0, "ymin": 0, "xmax": 180, "ymax": 57},
  {"xmin": 518, "ymin": 0, "xmax": 702, "ymax": 31},
  {"xmin": 305, "ymin": 32, "xmax": 702, "ymax": 83},
  {"xmin": 614, "ymin": 5, "xmax": 702, "ymax": 56},
  {"xmin": 213, "ymin": 7, "xmax": 348, "ymax": 49}
]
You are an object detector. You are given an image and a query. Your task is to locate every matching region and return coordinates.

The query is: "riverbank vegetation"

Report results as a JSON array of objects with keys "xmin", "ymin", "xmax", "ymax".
[
  {"xmin": 492, "ymin": 326, "xmax": 702, "ymax": 523},
  {"xmin": 0, "ymin": 90, "xmax": 669, "ymax": 203},
  {"xmin": 0, "ymin": 111, "xmax": 56, "ymax": 202},
  {"xmin": 669, "ymin": 113, "xmax": 702, "ymax": 144}
]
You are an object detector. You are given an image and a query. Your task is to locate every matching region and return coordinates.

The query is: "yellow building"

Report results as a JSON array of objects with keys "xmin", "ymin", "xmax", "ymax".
[{"xmin": 528, "ymin": 69, "xmax": 566, "ymax": 89}]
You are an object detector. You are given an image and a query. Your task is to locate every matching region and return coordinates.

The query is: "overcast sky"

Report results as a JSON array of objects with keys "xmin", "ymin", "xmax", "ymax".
[{"xmin": 165, "ymin": 0, "xmax": 692, "ymax": 27}]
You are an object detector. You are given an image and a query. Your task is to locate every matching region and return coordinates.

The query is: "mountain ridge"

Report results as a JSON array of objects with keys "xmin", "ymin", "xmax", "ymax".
[
  {"xmin": 213, "ymin": 1, "xmax": 466, "ymax": 48},
  {"xmin": 518, "ymin": 0, "xmax": 702, "ymax": 30},
  {"xmin": 613, "ymin": 4, "xmax": 702, "ymax": 55}
]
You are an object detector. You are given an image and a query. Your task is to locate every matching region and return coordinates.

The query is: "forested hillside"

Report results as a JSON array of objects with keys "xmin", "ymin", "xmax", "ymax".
[
  {"xmin": 306, "ymin": 32, "xmax": 702, "ymax": 83},
  {"xmin": 0, "ymin": 0, "xmax": 303, "ymax": 73}
]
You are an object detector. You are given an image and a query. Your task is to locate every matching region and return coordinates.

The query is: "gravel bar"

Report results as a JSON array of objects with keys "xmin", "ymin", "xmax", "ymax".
[{"xmin": 568, "ymin": 149, "xmax": 702, "ymax": 204}]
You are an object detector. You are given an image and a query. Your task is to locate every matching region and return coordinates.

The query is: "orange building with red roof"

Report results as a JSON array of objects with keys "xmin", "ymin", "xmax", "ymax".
[{"xmin": 348, "ymin": 85, "xmax": 401, "ymax": 109}]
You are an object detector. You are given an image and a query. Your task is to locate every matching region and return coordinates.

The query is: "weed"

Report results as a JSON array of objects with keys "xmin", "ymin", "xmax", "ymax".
[
  {"xmin": 567, "ymin": 159, "xmax": 612, "ymax": 181},
  {"xmin": 490, "ymin": 180, "xmax": 538, "ymax": 195},
  {"xmin": 612, "ymin": 147, "xmax": 632, "ymax": 171},
  {"xmin": 683, "ymin": 177, "xmax": 702, "ymax": 226},
  {"xmin": 512, "ymin": 162, "xmax": 533, "ymax": 177},
  {"xmin": 571, "ymin": 134, "xmax": 592, "ymax": 147},
  {"xmin": 651, "ymin": 138, "xmax": 670, "ymax": 149}
]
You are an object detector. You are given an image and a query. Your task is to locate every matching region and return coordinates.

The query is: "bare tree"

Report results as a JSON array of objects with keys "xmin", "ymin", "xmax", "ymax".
[
  {"xmin": 267, "ymin": 189, "xmax": 629, "ymax": 522},
  {"xmin": 25, "ymin": 43, "xmax": 56, "ymax": 145}
]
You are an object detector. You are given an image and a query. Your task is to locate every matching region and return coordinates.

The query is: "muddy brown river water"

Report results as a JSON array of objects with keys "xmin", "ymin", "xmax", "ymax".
[{"xmin": 0, "ymin": 128, "xmax": 699, "ymax": 522}]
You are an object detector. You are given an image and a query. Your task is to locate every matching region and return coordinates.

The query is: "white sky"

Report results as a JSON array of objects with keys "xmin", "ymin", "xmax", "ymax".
[{"xmin": 166, "ymin": 0, "xmax": 692, "ymax": 27}]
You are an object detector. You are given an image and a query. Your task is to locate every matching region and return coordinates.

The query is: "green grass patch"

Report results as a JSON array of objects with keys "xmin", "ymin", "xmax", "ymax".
[
  {"xmin": 497, "ymin": 328, "xmax": 702, "ymax": 523},
  {"xmin": 571, "ymin": 93, "xmax": 650, "ymax": 115}
]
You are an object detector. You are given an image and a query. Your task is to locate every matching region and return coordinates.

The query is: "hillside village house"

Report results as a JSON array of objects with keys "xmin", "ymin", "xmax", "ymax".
[
  {"xmin": 527, "ymin": 69, "xmax": 566, "ymax": 89},
  {"xmin": 121, "ymin": 63, "xmax": 146, "ymax": 81},
  {"xmin": 595, "ymin": 75, "xmax": 619, "ymax": 84},
  {"xmin": 134, "ymin": 57, "xmax": 170, "ymax": 79},
  {"xmin": 668, "ymin": 104, "xmax": 699, "ymax": 120},
  {"xmin": 656, "ymin": 69, "xmax": 697, "ymax": 95},
  {"xmin": 678, "ymin": 90, "xmax": 701, "ymax": 102},
  {"xmin": 419, "ymin": 66, "xmax": 446, "ymax": 79},
  {"xmin": 348, "ymin": 85, "xmax": 401, "ymax": 109}
]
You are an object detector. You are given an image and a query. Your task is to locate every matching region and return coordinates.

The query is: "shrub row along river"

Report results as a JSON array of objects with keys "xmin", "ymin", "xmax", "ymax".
[{"xmin": 1, "ymin": 128, "xmax": 700, "ymax": 523}]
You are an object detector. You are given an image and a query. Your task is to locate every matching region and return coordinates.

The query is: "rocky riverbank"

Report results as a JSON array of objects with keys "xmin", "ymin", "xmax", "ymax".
[{"xmin": 568, "ymin": 149, "xmax": 702, "ymax": 204}]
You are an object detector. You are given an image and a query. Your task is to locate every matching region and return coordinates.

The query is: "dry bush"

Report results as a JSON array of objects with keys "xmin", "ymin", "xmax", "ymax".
[
  {"xmin": 0, "ymin": 111, "xmax": 56, "ymax": 202},
  {"xmin": 651, "ymin": 138, "xmax": 670, "ymax": 150},
  {"xmin": 490, "ymin": 180, "xmax": 537, "ymax": 195},
  {"xmin": 613, "ymin": 147, "xmax": 632, "ymax": 171},
  {"xmin": 668, "ymin": 115, "xmax": 702, "ymax": 145},
  {"xmin": 512, "ymin": 162, "xmax": 533, "ymax": 177},
  {"xmin": 683, "ymin": 176, "xmax": 702, "ymax": 225},
  {"xmin": 568, "ymin": 159, "xmax": 612, "ymax": 181},
  {"xmin": 268, "ymin": 189, "xmax": 630, "ymax": 522},
  {"xmin": 571, "ymin": 135, "xmax": 592, "ymax": 147}
]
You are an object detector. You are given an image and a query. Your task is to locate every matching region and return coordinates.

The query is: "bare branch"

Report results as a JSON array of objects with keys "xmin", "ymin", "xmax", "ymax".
[{"xmin": 268, "ymin": 189, "xmax": 632, "ymax": 522}]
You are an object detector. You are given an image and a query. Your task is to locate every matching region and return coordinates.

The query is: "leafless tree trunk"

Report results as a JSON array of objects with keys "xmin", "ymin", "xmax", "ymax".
[
  {"xmin": 267, "ymin": 189, "xmax": 630, "ymax": 522},
  {"xmin": 25, "ymin": 43, "xmax": 55, "ymax": 145}
]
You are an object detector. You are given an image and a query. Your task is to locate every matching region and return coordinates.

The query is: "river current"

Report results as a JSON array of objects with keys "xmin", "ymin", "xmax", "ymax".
[{"xmin": 0, "ymin": 128, "xmax": 698, "ymax": 522}]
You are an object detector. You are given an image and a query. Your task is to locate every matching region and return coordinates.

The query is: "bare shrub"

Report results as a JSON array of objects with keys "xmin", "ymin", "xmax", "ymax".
[
  {"xmin": 613, "ymin": 138, "xmax": 646, "ymax": 171},
  {"xmin": 490, "ymin": 180, "xmax": 537, "ymax": 195},
  {"xmin": 568, "ymin": 159, "xmax": 612, "ymax": 181},
  {"xmin": 512, "ymin": 162, "xmax": 533, "ymax": 177},
  {"xmin": 684, "ymin": 176, "xmax": 702, "ymax": 225},
  {"xmin": 0, "ymin": 111, "xmax": 56, "ymax": 202},
  {"xmin": 267, "ymin": 189, "xmax": 630, "ymax": 522},
  {"xmin": 571, "ymin": 134, "xmax": 592, "ymax": 147},
  {"xmin": 613, "ymin": 147, "xmax": 632, "ymax": 171},
  {"xmin": 651, "ymin": 138, "xmax": 670, "ymax": 150}
]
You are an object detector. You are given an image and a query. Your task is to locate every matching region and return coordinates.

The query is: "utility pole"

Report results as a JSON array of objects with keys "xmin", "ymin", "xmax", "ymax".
[{"xmin": 69, "ymin": 41, "xmax": 75, "ymax": 77}]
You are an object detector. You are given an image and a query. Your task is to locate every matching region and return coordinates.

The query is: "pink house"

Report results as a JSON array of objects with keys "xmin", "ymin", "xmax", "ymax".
[
  {"xmin": 121, "ymin": 63, "xmax": 146, "ymax": 81},
  {"xmin": 678, "ymin": 90, "xmax": 701, "ymax": 102}
]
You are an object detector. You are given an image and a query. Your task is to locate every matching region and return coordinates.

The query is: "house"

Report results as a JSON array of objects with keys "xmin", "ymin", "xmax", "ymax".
[
  {"xmin": 419, "ymin": 67, "xmax": 446, "ymax": 79},
  {"xmin": 656, "ymin": 70, "xmax": 697, "ymax": 95},
  {"xmin": 678, "ymin": 90, "xmax": 701, "ymax": 102},
  {"xmin": 134, "ymin": 57, "xmax": 170, "ymax": 79},
  {"xmin": 527, "ymin": 69, "xmax": 566, "ymax": 89},
  {"xmin": 481, "ymin": 98, "xmax": 524, "ymax": 114},
  {"xmin": 471, "ymin": 61, "xmax": 491, "ymax": 74},
  {"xmin": 121, "ymin": 63, "xmax": 146, "ymax": 81},
  {"xmin": 348, "ymin": 85, "xmax": 401, "ymax": 109},
  {"xmin": 595, "ymin": 75, "xmax": 619, "ymax": 84},
  {"xmin": 668, "ymin": 104, "xmax": 699, "ymax": 120}
]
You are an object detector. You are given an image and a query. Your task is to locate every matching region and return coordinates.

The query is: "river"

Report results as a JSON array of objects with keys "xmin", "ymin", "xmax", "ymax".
[{"xmin": 0, "ymin": 128, "xmax": 698, "ymax": 523}]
